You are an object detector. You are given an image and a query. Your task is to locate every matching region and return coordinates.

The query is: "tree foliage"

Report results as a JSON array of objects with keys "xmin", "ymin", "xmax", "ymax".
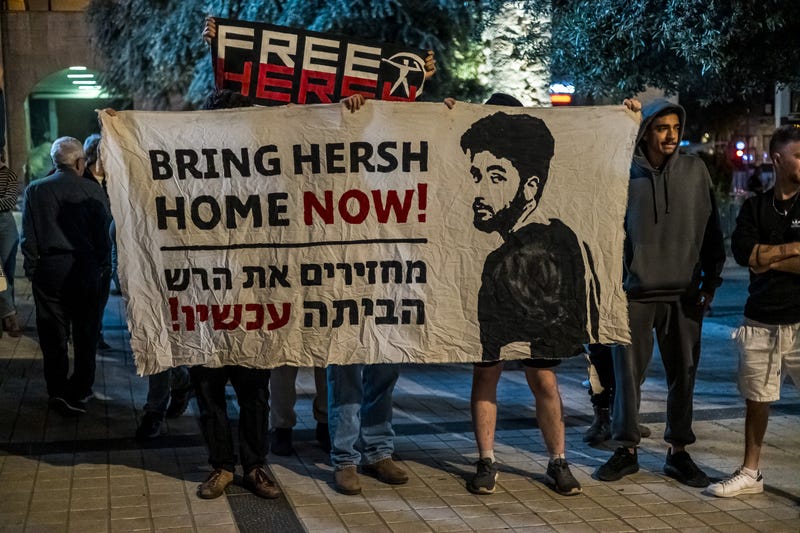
[
  {"xmin": 87, "ymin": 0, "xmax": 208, "ymax": 109},
  {"xmin": 551, "ymin": 0, "xmax": 800, "ymax": 103},
  {"xmin": 87, "ymin": 0, "xmax": 504, "ymax": 109}
]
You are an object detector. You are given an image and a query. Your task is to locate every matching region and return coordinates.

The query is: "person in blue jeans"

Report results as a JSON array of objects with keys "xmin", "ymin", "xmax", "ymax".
[
  {"xmin": 323, "ymin": 94, "xmax": 413, "ymax": 495},
  {"xmin": 328, "ymin": 363, "xmax": 408, "ymax": 494}
]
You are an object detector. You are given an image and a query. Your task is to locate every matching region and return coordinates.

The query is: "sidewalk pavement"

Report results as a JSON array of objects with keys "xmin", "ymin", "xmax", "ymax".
[{"xmin": 0, "ymin": 259, "xmax": 798, "ymax": 533}]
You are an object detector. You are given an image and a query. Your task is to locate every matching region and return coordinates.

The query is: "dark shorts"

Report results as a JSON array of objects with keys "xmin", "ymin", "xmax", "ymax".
[{"xmin": 474, "ymin": 358, "xmax": 561, "ymax": 369}]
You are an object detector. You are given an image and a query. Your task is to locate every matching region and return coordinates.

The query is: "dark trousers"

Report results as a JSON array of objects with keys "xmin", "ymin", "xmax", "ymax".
[
  {"xmin": 611, "ymin": 299, "xmax": 703, "ymax": 448},
  {"xmin": 190, "ymin": 365, "xmax": 271, "ymax": 473},
  {"xmin": 32, "ymin": 255, "xmax": 104, "ymax": 400},
  {"xmin": 587, "ymin": 343, "xmax": 614, "ymax": 408}
]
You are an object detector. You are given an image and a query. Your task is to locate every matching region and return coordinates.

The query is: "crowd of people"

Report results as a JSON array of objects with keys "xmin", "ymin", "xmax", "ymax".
[{"xmin": 1, "ymin": 17, "xmax": 797, "ymax": 506}]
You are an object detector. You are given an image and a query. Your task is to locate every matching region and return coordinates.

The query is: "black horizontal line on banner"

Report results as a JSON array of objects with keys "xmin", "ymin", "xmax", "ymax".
[{"xmin": 159, "ymin": 238, "xmax": 429, "ymax": 252}]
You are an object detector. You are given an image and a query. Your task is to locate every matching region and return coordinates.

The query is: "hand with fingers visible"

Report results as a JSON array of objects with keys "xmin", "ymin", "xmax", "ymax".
[
  {"xmin": 203, "ymin": 16, "xmax": 216, "ymax": 45},
  {"xmin": 341, "ymin": 94, "xmax": 366, "ymax": 113}
]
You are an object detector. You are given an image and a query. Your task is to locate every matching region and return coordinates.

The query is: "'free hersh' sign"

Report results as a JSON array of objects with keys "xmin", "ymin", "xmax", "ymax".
[{"xmin": 211, "ymin": 17, "xmax": 429, "ymax": 106}]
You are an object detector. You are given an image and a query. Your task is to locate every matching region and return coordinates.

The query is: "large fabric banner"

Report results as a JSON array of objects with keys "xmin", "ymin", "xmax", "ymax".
[
  {"xmin": 211, "ymin": 18, "xmax": 428, "ymax": 105},
  {"xmin": 100, "ymin": 102, "xmax": 638, "ymax": 375}
]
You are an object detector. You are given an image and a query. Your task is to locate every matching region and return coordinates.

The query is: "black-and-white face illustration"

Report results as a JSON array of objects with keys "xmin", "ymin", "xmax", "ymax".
[
  {"xmin": 469, "ymin": 150, "xmax": 541, "ymax": 234},
  {"xmin": 461, "ymin": 112, "xmax": 554, "ymax": 237}
]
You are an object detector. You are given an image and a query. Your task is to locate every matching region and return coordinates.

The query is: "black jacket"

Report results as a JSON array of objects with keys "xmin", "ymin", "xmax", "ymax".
[{"xmin": 21, "ymin": 167, "xmax": 112, "ymax": 278}]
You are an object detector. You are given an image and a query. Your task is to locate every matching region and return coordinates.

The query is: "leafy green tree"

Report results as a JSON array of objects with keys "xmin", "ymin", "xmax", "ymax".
[
  {"xmin": 87, "ymin": 0, "xmax": 208, "ymax": 109},
  {"xmin": 550, "ymin": 0, "xmax": 800, "ymax": 103},
  {"xmin": 88, "ymin": 0, "xmax": 508, "ymax": 109}
]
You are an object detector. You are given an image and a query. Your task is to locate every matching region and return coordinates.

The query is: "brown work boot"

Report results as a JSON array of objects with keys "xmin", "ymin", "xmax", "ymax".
[
  {"xmin": 197, "ymin": 468, "xmax": 234, "ymax": 499},
  {"xmin": 244, "ymin": 466, "xmax": 281, "ymax": 499},
  {"xmin": 334, "ymin": 465, "xmax": 362, "ymax": 495},
  {"xmin": 361, "ymin": 457, "xmax": 409, "ymax": 485}
]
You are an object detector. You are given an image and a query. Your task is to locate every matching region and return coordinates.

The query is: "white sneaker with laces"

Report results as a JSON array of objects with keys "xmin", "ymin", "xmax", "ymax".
[{"xmin": 707, "ymin": 467, "xmax": 763, "ymax": 497}]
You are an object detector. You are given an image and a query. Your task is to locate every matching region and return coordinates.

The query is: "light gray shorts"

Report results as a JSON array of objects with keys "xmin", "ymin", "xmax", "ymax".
[{"xmin": 735, "ymin": 318, "xmax": 800, "ymax": 402}]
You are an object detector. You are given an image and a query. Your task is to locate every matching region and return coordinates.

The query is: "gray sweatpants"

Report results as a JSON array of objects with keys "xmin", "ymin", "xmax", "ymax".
[{"xmin": 611, "ymin": 299, "xmax": 703, "ymax": 448}]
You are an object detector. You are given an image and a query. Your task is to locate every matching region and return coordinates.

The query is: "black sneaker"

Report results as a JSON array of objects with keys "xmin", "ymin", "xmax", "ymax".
[
  {"xmin": 467, "ymin": 458, "xmax": 498, "ymax": 495},
  {"xmin": 165, "ymin": 386, "xmax": 192, "ymax": 418},
  {"xmin": 597, "ymin": 447, "xmax": 639, "ymax": 481},
  {"xmin": 270, "ymin": 427, "xmax": 294, "ymax": 456},
  {"xmin": 545, "ymin": 458, "xmax": 582, "ymax": 495},
  {"xmin": 663, "ymin": 450, "xmax": 710, "ymax": 488},
  {"xmin": 71, "ymin": 390, "xmax": 94, "ymax": 405},
  {"xmin": 48, "ymin": 396, "xmax": 86, "ymax": 417},
  {"xmin": 135, "ymin": 412, "xmax": 163, "ymax": 439}
]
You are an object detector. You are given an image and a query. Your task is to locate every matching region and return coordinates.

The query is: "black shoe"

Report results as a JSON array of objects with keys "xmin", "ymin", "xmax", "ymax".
[
  {"xmin": 467, "ymin": 458, "xmax": 499, "ymax": 495},
  {"xmin": 72, "ymin": 390, "xmax": 94, "ymax": 405},
  {"xmin": 165, "ymin": 386, "xmax": 192, "ymax": 418},
  {"xmin": 583, "ymin": 407, "xmax": 611, "ymax": 444},
  {"xmin": 135, "ymin": 412, "xmax": 163, "ymax": 439},
  {"xmin": 244, "ymin": 466, "xmax": 281, "ymax": 499},
  {"xmin": 545, "ymin": 458, "xmax": 582, "ymax": 496},
  {"xmin": 639, "ymin": 424, "xmax": 652, "ymax": 439},
  {"xmin": 664, "ymin": 450, "xmax": 710, "ymax": 488},
  {"xmin": 597, "ymin": 447, "xmax": 639, "ymax": 481},
  {"xmin": 270, "ymin": 427, "xmax": 293, "ymax": 456},
  {"xmin": 316, "ymin": 422, "xmax": 331, "ymax": 452},
  {"xmin": 48, "ymin": 396, "xmax": 86, "ymax": 417},
  {"xmin": 97, "ymin": 333, "xmax": 111, "ymax": 350}
]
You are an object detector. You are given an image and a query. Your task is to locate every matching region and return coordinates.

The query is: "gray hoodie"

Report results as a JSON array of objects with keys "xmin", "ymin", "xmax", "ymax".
[{"xmin": 623, "ymin": 99, "xmax": 725, "ymax": 300}]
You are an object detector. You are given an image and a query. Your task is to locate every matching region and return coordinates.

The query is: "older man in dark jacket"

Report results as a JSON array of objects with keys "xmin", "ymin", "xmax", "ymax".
[{"xmin": 21, "ymin": 136, "xmax": 111, "ymax": 416}]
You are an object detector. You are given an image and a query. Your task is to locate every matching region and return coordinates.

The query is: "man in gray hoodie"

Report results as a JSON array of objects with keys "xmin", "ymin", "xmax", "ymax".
[{"xmin": 596, "ymin": 99, "xmax": 725, "ymax": 487}]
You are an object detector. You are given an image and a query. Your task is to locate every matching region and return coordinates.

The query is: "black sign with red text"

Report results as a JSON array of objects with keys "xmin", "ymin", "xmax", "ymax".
[{"xmin": 211, "ymin": 18, "xmax": 428, "ymax": 106}]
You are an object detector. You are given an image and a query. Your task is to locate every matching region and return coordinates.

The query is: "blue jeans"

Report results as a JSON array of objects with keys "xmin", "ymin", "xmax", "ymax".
[
  {"xmin": 327, "ymin": 363, "xmax": 398, "ymax": 468},
  {"xmin": 144, "ymin": 366, "xmax": 190, "ymax": 416},
  {"xmin": 0, "ymin": 211, "xmax": 19, "ymax": 319}
]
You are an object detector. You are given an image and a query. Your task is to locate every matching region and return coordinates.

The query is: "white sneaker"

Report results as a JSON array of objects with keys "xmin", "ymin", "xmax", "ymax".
[{"xmin": 706, "ymin": 468, "xmax": 763, "ymax": 497}]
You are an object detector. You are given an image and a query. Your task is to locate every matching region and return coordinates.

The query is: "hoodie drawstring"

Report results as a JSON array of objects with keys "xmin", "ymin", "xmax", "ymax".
[
  {"xmin": 648, "ymin": 171, "xmax": 671, "ymax": 225},
  {"xmin": 649, "ymin": 174, "xmax": 658, "ymax": 224}
]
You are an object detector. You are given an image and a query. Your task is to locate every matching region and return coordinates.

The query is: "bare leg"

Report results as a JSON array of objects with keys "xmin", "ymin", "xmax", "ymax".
[
  {"xmin": 524, "ymin": 367, "xmax": 564, "ymax": 456},
  {"xmin": 743, "ymin": 399, "xmax": 770, "ymax": 470},
  {"xmin": 471, "ymin": 363, "xmax": 504, "ymax": 454}
]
